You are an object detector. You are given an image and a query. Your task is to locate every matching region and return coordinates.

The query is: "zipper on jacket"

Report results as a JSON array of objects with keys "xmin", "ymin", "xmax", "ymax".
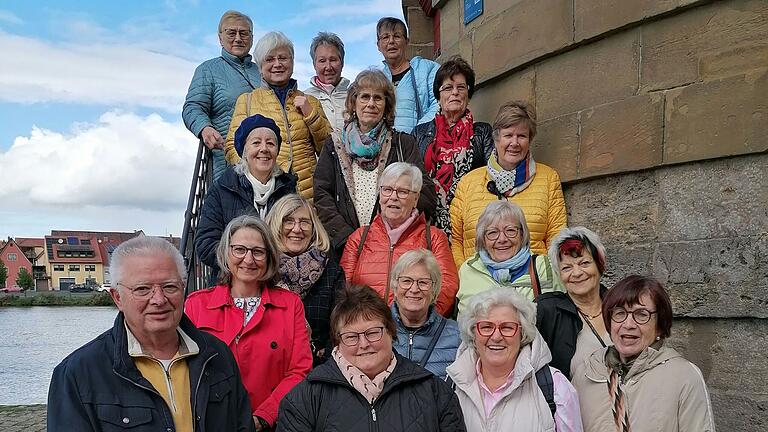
[
  {"xmin": 163, "ymin": 364, "xmax": 178, "ymax": 412},
  {"xmin": 371, "ymin": 407, "xmax": 377, "ymax": 422},
  {"xmin": 277, "ymin": 92, "xmax": 294, "ymax": 168},
  {"xmin": 114, "ymin": 369, "xmax": 175, "ymax": 429},
  {"xmin": 408, "ymin": 333, "xmax": 414, "ymax": 359},
  {"xmin": 191, "ymin": 353, "xmax": 218, "ymax": 432}
]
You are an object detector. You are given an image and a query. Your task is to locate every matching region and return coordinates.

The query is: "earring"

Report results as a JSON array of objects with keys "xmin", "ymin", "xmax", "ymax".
[{"xmin": 655, "ymin": 336, "xmax": 661, "ymax": 341}]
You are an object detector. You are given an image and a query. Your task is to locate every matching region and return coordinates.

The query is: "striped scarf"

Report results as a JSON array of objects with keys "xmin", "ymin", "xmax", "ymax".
[
  {"xmin": 486, "ymin": 149, "xmax": 536, "ymax": 197},
  {"xmin": 608, "ymin": 368, "xmax": 631, "ymax": 432}
]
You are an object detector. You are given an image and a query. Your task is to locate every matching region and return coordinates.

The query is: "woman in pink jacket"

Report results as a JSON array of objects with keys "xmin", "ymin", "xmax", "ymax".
[{"xmin": 186, "ymin": 215, "xmax": 312, "ymax": 431}]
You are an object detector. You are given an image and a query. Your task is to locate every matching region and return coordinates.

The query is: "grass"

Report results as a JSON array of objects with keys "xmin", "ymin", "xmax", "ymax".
[{"xmin": 0, "ymin": 292, "xmax": 116, "ymax": 307}]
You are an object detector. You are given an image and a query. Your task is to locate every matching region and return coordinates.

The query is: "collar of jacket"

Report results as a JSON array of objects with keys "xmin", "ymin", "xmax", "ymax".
[
  {"xmin": 310, "ymin": 76, "xmax": 350, "ymax": 94},
  {"xmin": 585, "ymin": 342, "xmax": 680, "ymax": 382},
  {"xmin": 371, "ymin": 212, "xmax": 427, "ymax": 246},
  {"xmin": 380, "ymin": 56, "xmax": 427, "ymax": 79},
  {"xmin": 536, "ymin": 284, "xmax": 608, "ymax": 318},
  {"xmin": 391, "ymin": 302, "xmax": 440, "ymax": 334},
  {"xmin": 221, "ymin": 47, "xmax": 253, "ymax": 65},
  {"xmin": 200, "ymin": 284, "xmax": 290, "ymax": 311},
  {"xmin": 218, "ymin": 168, "xmax": 296, "ymax": 201},
  {"xmin": 260, "ymin": 78, "xmax": 298, "ymax": 92}
]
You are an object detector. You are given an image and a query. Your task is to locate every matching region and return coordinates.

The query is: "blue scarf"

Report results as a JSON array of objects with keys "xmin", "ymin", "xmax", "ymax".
[
  {"xmin": 342, "ymin": 120, "xmax": 387, "ymax": 171},
  {"xmin": 479, "ymin": 246, "xmax": 532, "ymax": 284}
]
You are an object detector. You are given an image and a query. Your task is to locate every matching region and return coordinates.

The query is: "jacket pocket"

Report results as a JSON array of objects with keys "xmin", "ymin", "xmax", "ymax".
[
  {"xmin": 96, "ymin": 404, "xmax": 153, "ymax": 429},
  {"xmin": 208, "ymin": 379, "xmax": 233, "ymax": 403}
]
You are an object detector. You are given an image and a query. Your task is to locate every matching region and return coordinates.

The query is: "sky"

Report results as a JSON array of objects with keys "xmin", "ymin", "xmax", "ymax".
[{"xmin": 0, "ymin": 0, "xmax": 403, "ymax": 239}]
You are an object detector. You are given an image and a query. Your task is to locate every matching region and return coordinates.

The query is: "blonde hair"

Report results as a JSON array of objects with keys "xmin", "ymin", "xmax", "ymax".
[
  {"xmin": 492, "ymin": 100, "xmax": 537, "ymax": 141},
  {"xmin": 266, "ymin": 194, "xmax": 331, "ymax": 253}
]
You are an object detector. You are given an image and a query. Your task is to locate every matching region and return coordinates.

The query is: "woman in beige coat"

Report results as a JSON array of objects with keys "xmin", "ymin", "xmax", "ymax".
[{"xmin": 572, "ymin": 276, "xmax": 715, "ymax": 432}]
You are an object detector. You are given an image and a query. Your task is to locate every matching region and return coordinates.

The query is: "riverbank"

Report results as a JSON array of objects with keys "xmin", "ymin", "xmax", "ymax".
[
  {"xmin": 0, "ymin": 405, "xmax": 46, "ymax": 432},
  {"xmin": 0, "ymin": 292, "xmax": 115, "ymax": 307}
]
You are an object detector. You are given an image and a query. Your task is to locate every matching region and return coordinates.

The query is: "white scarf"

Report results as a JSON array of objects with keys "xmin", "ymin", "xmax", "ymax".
[{"xmin": 245, "ymin": 171, "xmax": 275, "ymax": 217}]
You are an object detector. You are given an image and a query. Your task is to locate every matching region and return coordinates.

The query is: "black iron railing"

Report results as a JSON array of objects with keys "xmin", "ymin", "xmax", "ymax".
[{"xmin": 180, "ymin": 141, "xmax": 214, "ymax": 296}]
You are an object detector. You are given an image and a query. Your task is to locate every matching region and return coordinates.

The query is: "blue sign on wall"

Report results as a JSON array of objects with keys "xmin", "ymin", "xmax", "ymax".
[{"xmin": 464, "ymin": 0, "xmax": 483, "ymax": 25}]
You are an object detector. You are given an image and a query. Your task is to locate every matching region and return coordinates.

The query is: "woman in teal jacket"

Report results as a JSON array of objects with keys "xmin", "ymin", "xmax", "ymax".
[{"xmin": 183, "ymin": 10, "xmax": 261, "ymax": 181}]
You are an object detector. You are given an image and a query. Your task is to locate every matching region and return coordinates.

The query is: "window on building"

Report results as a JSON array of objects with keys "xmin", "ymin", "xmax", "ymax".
[
  {"xmin": 69, "ymin": 265, "xmax": 80, "ymax": 271},
  {"xmin": 53, "ymin": 264, "xmax": 65, "ymax": 272},
  {"xmin": 7, "ymin": 253, "xmax": 17, "ymax": 261},
  {"xmin": 85, "ymin": 264, "xmax": 96, "ymax": 272},
  {"xmin": 80, "ymin": 239, "xmax": 91, "ymax": 245}
]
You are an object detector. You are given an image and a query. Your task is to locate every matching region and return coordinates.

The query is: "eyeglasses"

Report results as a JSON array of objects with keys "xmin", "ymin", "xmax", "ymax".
[
  {"xmin": 358, "ymin": 92, "xmax": 385, "ymax": 105},
  {"xmin": 282, "ymin": 218, "xmax": 312, "ymax": 231},
  {"xmin": 439, "ymin": 84, "xmax": 469, "ymax": 94},
  {"xmin": 230, "ymin": 245, "xmax": 267, "ymax": 260},
  {"xmin": 221, "ymin": 29, "xmax": 252, "ymax": 40},
  {"xmin": 484, "ymin": 226, "xmax": 521, "ymax": 241},
  {"xmin": 397, "ymin": 277, "xmax": 432, "ymax": 292},
  {"xmin": 338, "ymin": 326, "xmax": 384, "ymax": 346},
  {"xmin": 610, "ymin": 308, "xmax": 657, "ymax": 325},
  {"xmin": 380, "ymin": 186, "xmax": 415, "ymax": 199},
  {"xmin": 475, "ymin": 321, "xmax": 520, "ymax": 337},
  {"xmin": 378, "ymin": 33, "xmax": 405, "ymax": 42},
  {"xmin": 117, "ymin": 281, "xmax": 184, "ymax": 299},
  {"xmin": 263, "ymin": 55, "xmax": 292, "ymax": 65}
]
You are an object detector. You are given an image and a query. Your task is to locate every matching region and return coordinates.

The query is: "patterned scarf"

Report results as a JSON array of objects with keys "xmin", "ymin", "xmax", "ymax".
[
  {"xmin": 605, "ymin": 347, "xmax": 632, "ymax": 432},
  {"xmin": 486, "ymin": 149, "xmax": 536, "ymax": 197},
  {"xmin": 478, "ymin": 246, "xmax": 532, "ymax": 284},
  {"xmin": 276, "ymin": 247, "xmax": 328, "ymax": 299},
  {"xmin": 425, "ymin": 111, "xmax": 475, "ymax": 236},
  {"xmin": 343, "ymin": 120, "xmax": 387, "ymax": 171},
  {"xmin": 233, "ymin": 296, "xmax": 261, "ymax": 327},
  {"xmin": 332, "ymin": 346, "xmax": 397, "ymax": 404}
]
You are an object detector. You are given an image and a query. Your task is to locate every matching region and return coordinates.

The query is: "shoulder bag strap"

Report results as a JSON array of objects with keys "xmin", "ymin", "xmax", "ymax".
[
  {"xmin": 530, "ymin": 254, "xmax": 542, "ymax": 298},
  {"xmin": 355, "ymin": 224, "xmax": 372, "ymax": 260},
  {"xmin": 418, "ymin": 316, "xmax": 447, "ymax": 367},
  {"xmin": 535, "ymin": 365, "xmax": 557, "ymax": 418},
  {"xmin": 246, "ymin": 93, "xmax": 252, "ymax": 116},
  {"xmin": 409, "ymin": 68, "xmax": 423, "ymax": 120}
]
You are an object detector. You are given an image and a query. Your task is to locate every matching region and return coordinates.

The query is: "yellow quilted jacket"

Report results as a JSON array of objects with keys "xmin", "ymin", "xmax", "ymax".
[
  {"xmin": 225, "ymin": 87, "xmax": 331, "ymax": 200},
  {"xmin": 449, "ymin": 163, "xmax": 567, "ymax": 266}
]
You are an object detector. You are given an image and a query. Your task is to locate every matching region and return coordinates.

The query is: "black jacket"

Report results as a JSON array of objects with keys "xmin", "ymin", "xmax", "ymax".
[
  {"xmin": 411, "ymin": 119, "xmax": 494, "ymax": 171},
  {"xmin": 302, "ymin": 249, "xmax": 345, "ymax": 366},
  {"xmin": 47, "ymin": 313, "xmax": 255, "ymax": 432},
  {"xmin": 313, "ymin": 132, "xmax": 437, "ymax": 255},
  {"xmin": 535, "ymin": 284, "xmax": 608, "ymax": 379},
  {"xmin": 277, "ymin": 352, "xmax": 466, "ymax": 432},
  {"xmin": 195, "ymin": 167, "xmax": 297, "ymax": 269}
]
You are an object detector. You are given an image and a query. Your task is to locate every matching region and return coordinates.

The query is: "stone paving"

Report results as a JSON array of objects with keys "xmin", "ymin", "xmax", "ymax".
[{"xmin": 0, "ymin": 405, "xmax": 47, "ymax": 432}]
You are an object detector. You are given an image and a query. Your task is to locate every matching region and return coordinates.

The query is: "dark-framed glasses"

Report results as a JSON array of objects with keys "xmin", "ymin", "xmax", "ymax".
[
  {"xmin": 282, "ymin": 218, "xmax": 312, "ymax": 231},
  {"xmin": 338, "ymin": 326, "xmax": 385, "ymax": 346},
  {"xmin": 230, "ymin": 245, "xmax": 267, "ymax": 260},
  {"xmin": 475, "ymin": 320, "xmax": 520, "ymax": 337},
  {"xmin": 610, "ymin": 308, "xmax": 656, "ymax": 325},
  {"xmin": 117, "ymin": 281, "xmax": 184, "ymax": 299},
  {"xmin": 397, "ymin": 276, "xmax": 432, "ymax": 292},
  {"xmin": 380, "ymin": 186, "xmax": 414, "ymax": 199},
  {"xmin": 484, "ymin": 226, "xmax": 521, "ymax": 241}
]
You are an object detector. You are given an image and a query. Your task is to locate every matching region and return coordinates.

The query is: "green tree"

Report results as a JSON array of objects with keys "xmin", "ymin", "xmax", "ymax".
[
  {"xmin": 0, "ymin": 259, "xmax": 7, "ymax": 288},
  {"xmin": 16, "ymin": 267, "xmax": 34, "ymax": 290}
]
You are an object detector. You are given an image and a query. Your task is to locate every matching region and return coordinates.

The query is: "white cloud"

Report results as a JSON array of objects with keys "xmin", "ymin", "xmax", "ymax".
[
  {"xmin": 290, "ymin": 0, "xmax": 403, "ymax": 24},
  {"xmin": 0, "ymin": 111, "xmax": 198, "ymax": 238},
  {"xmin": 0, "ymin": 10, "xmax": 22, "ymax": 25}
]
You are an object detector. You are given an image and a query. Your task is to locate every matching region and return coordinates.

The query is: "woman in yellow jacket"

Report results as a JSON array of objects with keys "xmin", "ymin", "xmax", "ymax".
[
  {"xmin": 450, "ymin": 100, "xmax": 566, "ymax": 266},
  {"xmin": 226, "ymin": 31, "xmax": 331, "ymax": 200}
]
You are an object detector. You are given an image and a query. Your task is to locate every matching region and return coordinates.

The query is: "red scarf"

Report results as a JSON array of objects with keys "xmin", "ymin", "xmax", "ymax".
[{"xmin": 424, "ymin": 111, "xmax": 474, "ymax": 193}]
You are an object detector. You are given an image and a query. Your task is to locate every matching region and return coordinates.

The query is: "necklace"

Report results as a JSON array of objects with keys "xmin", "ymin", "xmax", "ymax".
[{"xmin": 577, "ymin": 307, "xmax": 602, "ymax": 320}]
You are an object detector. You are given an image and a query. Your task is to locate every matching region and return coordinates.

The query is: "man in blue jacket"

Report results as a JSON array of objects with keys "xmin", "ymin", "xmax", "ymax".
[
  {"xmin": 377, "ymin": 17, "xmax": 440, "ymax": 133},
  {"xmin": 47, "ymin": 236, "xmax": 255, "ymax": 432},
  {"xmin": 183, "ymin": 10, "xmax": 261, "ymax": 182}
]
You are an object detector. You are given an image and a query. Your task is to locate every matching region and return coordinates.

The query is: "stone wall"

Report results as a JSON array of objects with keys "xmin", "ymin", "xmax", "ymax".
[{"xmin": 420, "ymin": 0, "xmax": 768, "ymax": 429}]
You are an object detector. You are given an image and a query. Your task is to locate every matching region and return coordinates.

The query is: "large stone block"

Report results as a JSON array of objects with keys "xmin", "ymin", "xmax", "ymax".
[
  {"xmin": 469, "ymin": 67, "xmax": 536, "ymax": 123},
  {"xmin": 406, "ymin": 6, "xmax": 434, "ymax": 45},
  {"xmin": 640, "ymin": 0, "xmax": 768, "ymax": 92},
  {"xmin": 534, "ymin": 113, "xmax": 580, "ymax": 181},
  {"xmin": 438, "ymin": 0, "xmax": 462, "ymax": 50},
  {"xmin": 472, "ymin": 0, "xmax": 572, "ymax": 83},
  {"xmin": 437, "ymin": 35, "xmax": 473, "ymax": 65},
  {"xmin": 535, "ymin": 29, "xmax": 640, "ymax": 120},
  {"xmin": 579, "ymin": 93, "xmax": 664, "ymax": 177},
  {"xmin": 574, "ymin": 0, "xmax": 703, "ymax": 41},
  {"xmin": 664, "ymin": 71, "xmax": 768, "ymax": 164}
]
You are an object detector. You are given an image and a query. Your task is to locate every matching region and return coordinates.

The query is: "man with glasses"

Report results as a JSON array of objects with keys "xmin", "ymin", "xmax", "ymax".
[
  {"xmin": 48, "ymin": 237, "xmax": 255, "ymax": 432},
  {"xmin": 376, "ymin": 17, "xmax": 440, "ymax": 133},
  {"xmin": 183, "ymin": 10, "xmax": 261, "ymax": 182}
]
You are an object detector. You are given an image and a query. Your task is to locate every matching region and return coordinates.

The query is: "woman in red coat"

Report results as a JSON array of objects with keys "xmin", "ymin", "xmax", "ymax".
[
  {"xmin": 340, "ymin": 162, "xmax": 458, "ymax": 316},
  {"xmin": 185, "ymin": 215, "xmax": 312, "ymax": 431}
]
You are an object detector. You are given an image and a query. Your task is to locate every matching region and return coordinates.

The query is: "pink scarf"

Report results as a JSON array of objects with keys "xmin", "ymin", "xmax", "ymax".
[
  {"xmin": 332, "ymin": 346, "xmax": 397, "ymax": 404},
  {"xmin": 383, "ymin": 209, "xmax": 419, "ymax": 245},
  {"xmin": 311, "ymin": 76, "xmax": 335, "ymax": 94}
]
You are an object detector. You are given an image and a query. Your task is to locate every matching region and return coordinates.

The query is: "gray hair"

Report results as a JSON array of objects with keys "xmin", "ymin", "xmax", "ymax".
[
  {"xmin": 390, "ymin": 249, "xmax": 442, "ymax": 303},
  {"xmin": 233, "ymin": 142, "xmax": 281, "ymax": 178},
  {"xmin": 253, "ymin": 31, "xmax": 294, "ymax": 67},
  {"xmin": 548, "ymin": 226, "xmax": 607, "ymax": 275},
  {"xmin": 378, "ymin": 162, "xmax": 422, "ymax": 191},
  {"xmin": 110, "ymin": 236, "xmax": 186, "ymax": 287},
  {"xmin": 475, "ymin": 201, "xmax": 531, "ymax": 254},
  {"xmin": 218, "ymin": 10, "xmax": 253, "ymax": 33},
  {"xmin": 215, "ymin": 215, "xmax": 280, "ymax": 285},
  {"xmin": 458, "ymin": 287, "xmax": 537, "ymax": 348},
  {"xmin": 310, "ymin": 32, "xmax": 345, "ymax": 64}
]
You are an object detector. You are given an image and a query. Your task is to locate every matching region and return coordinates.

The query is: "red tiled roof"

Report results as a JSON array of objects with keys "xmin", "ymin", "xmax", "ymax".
[{"xmin": 15, "ymin": 237, "xmax": 45, "ymax": 248}]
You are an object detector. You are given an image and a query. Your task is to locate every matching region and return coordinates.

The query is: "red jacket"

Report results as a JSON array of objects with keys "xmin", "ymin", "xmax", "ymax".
[
  {"xmin": 184, "ymin": 284, "xmax": 312, "ymax": 426},
  {"xmin": 340, "ymin": 213, "xmax": 459, "ymax": 316}
]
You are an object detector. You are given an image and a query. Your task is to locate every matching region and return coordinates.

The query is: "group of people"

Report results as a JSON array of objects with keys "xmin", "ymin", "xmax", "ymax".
[{"xmin": 46, "ymin": 10, "xmax": 716, "ymax": 432}]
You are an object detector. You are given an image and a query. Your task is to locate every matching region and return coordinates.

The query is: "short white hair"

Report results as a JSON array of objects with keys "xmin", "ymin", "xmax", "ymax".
[
  {"xmin": 389, "ymin": 249, "xmax": 442, "ymax": 302},
  {"xmin": 458, "ymin": 287, "xmax": 537, "ymax": 348},
  {"xmin": 378, "ymin": 162, "xmax": 422, "ymax": 191},
  {"xmin": 253, "ymin": 31, "xmax": 294, "ymax": 66},
  {"xmin": 475, "ymin": 201, "xmax": 530, "ymax": 254},
  {"xmin": 110, "ymin": 236, "xmax": 186, "ymax": 286}
]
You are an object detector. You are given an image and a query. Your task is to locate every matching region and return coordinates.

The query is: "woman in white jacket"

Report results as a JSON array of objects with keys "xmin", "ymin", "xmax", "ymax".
[{"xmin": 304, "ymin": 32, "xmax": 349, "ymax": 134}]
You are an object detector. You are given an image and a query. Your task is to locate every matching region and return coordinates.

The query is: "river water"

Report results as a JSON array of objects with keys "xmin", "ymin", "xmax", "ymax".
[{"xmin": 0, "ymin": 306, "xmax": 118, "ymax": 405}]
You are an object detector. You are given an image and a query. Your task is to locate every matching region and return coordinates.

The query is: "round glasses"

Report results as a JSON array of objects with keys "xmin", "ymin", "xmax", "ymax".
[
  {"xmin": 610, "ymin": 308, "xmax": 656, "ymax": 324},
  {"xmin": 475, "ymin": 321, "xmax": 520, "ymax": 337},
  {"xmin": 230, "ymin": 245, "xmax": 267, "ymax": 260},
  {"xmin": 117, "ymin": 281, "xmax": 183, "ymax": 299},
  {"xmin": 484, "ymin": 226, "xmax": 521, "ymax": 241},
  {"xmin": 397, "ymin": 277, "xmax": 432, "ymax": 292},
  {"xmin": 338, "ymin": 327, "xmax": 384, "ymax": 346},
  {"xmin": 282, "ymin": 218, "xmax": 312, "ymax": 231}
]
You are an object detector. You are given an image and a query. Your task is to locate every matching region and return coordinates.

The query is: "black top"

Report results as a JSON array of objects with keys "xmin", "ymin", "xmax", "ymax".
[{"xmin": 392, "ymin": 67, "xmax": 412, "ymax": 86}]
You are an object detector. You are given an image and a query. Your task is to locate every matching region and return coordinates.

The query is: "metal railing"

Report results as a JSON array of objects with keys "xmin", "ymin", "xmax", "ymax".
[{"xmin": 180, "ymin": 141, "xmax": 214, "ymax": 296}]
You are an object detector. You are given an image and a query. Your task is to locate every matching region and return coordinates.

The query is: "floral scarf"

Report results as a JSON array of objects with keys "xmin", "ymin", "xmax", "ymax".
[
  {"xmin": 276, "ymin": 247, "xmax": 328, "ymax": 299},
  {"xmin": 342, "ymin": 120, "xmax": 388, "ymax": 171},
  {"xmin": 486, "ymin": 149, "xmax": 536, "ymax": 197},
  {"xmin": 425, "ymin": 111, "xmax": 475, "ymax": 236},
  {"xmin": 332, "ymin": 346, "xmax": 397, "ymax": 404},
  {"xmin": 479, "ymin": 245, "xmax": 532, "ymax": 284}
]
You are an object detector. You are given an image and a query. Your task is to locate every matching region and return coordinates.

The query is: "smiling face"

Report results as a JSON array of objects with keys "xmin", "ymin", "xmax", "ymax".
[
  {"xmin": 483, "ymin": 217, "xmax": 523, "ymax": 262},
  {"xmin": 281, "ymin": 205, "xmax": 313, "ymax": 255},
  {"xmin": 219, "ymin": 17, "xmax": 253, "ymax": 58},
  {"xmin": 494, "ymin": 123, "xmax": 531, "ymax": 170},
  {"xmin": 379, "ymin": 175, "xmax": 419, "ymax": 228},
  {"xmin": 355, "ymin": 87, "xmax": 386, "ymax": 132},
  {"xmin": 337, "ymin": 316, "xmax": 393, "ymax": 379},
  {"xmin": 438, "ymin": 73, "xmax": 469, "ymax": 119},
  {"xmin": 261, "ymin": 46, "xmax": 294, "ymax": 87},
  {"xmin": 227, "ymin": 227, "xmax": 267, "ymax": 284},
  {"xmin": 243, "ymin": 127, "xmax": 278, "ymax": 180},
  {"xmin": 475, "ymin": 305, "xmax": 522, "ymax": 373},
  {"xmin": 559, "ymin": 249, "xmax": 601, "ymax": 298},
  {"xmin": 110, "ymin": 253, "xmax": 184, "ymax": 343},
  {"xmin": 313, "ymin": 44, "xmax": 343, "ymax": 86},
  {"xmin": 610, "ymin": 293, "xmax": 659, "ymax": 362},
  {"xmin": 394, "ymin": 262, "xmax": 432, "ymax": 320}
]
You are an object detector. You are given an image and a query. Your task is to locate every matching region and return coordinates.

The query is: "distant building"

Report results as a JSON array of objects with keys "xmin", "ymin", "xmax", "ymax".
[
  {"xmin": 0, "ymin": 238, "xmax": 33, "ymax": 289},
  {"xmin": 15, "ymin": 237, "xmax": 51, "ymax": 290}
]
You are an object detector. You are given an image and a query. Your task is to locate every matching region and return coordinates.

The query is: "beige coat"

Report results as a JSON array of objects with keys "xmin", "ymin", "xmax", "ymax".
[
  {"xmin": 572, "ymin": 345, "xmax": 716, "ymax": 432},
  {"xmin": 446, "ymin": 334, "xmax": 557, "ymax": 432}
]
